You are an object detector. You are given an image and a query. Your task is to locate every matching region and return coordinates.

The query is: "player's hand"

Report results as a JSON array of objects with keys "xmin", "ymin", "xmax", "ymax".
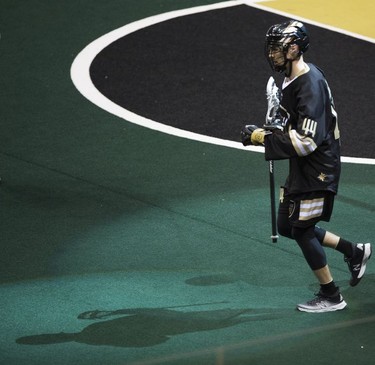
[
  {"xmin": 241, "ymin": 125, "xmax": 267, "ymax": 146},
  {"xmin": 241, "ymin": 125, "xmax": 258, "ymax": 146},
  {"xmin": 264, "ymin": 118, "xmax": 284, "ymax": 132}
]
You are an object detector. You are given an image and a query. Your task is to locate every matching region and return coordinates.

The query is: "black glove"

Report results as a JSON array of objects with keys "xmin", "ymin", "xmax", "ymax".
[{"xmin": 241, "ymin": 125, "xmax": 267, "ymax": 146}]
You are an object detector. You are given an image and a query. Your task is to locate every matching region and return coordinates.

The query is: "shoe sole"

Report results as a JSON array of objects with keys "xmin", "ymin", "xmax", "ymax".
[
  {"xmin": 350, "ymin": 243, "xmax": 372, "ymax": 287},
  {"xmin": 297, "ymin": 300, "xmax": 347, "ymax": 313}
]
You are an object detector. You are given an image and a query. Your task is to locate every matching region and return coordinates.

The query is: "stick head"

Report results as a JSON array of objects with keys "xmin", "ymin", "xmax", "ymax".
[{"xmin": 265, "ymin": 77, "xmax": 283, "ymax": 129}]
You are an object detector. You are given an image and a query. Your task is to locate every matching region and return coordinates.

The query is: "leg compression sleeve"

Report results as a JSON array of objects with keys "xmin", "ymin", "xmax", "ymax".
[
  {"xmin": 292, "ymin": 226, "xmax": 327, "ymax": 270},
  {"xmin": 314, "ymin": 226, "xmax": 326, "ymax": 244}
]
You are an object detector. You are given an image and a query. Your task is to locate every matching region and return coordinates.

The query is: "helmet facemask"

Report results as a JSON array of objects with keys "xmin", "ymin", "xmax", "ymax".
[
  {"xmin": 265, "ymin": 20, "xmax": 309, "ymax": 77},
  {"xmin": 265, "ymin": 40, "xmax": 290, "ymax": 74}
]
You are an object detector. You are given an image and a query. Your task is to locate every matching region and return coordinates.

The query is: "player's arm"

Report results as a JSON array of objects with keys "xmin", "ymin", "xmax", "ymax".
[
  {"xmin": 265, "ymin": 83, "xmax": 327, "ymax": 160},
  {"xmin": 264, "ymin": 116, "xmax": 321, "ymax": 161}
]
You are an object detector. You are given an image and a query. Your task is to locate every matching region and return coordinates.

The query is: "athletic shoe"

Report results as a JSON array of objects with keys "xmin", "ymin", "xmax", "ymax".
[
  {"xmin": 345, "ymin": 243, "xmax": 372, "ymax": 287},
  {"xmin": 297, "ymin": 290, "xmax": 347, "ymax": 313}
]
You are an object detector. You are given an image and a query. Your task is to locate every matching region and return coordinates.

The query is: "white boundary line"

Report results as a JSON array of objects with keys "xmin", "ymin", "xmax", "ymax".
[{"xmin": 70, "ymin": 0, "xmax": 375, "ymax": 165}]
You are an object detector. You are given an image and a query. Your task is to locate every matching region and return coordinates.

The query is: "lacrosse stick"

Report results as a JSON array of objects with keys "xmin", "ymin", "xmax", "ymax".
[{"xmin": 264, "ymin": 77, "xmax": 282, "ymax": 243}]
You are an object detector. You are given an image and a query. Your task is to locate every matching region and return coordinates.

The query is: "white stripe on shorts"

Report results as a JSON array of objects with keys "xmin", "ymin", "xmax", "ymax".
[{"xmin": 299, "ymin": 198, "xmax": 324, "ymax": 221}]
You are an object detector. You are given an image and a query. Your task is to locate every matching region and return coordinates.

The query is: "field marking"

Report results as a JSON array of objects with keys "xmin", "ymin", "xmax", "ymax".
[{"xmin": 70, "ymin": 0, "xmax": 375, "ymax": 165}]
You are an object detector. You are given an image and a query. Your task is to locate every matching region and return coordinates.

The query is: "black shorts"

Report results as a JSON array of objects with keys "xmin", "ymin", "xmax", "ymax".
[{"xmin": 279, "ymin": 189, "xmax": 335, "ymax": 228}]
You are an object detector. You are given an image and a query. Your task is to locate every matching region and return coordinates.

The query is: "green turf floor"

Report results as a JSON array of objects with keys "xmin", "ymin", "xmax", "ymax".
[{"xmin": 0, "ymin": 1, "xmax": 374, "ymax": 364}]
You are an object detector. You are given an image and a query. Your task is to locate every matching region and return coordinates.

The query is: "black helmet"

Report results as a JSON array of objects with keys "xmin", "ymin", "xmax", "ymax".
[{"xmin": 265, "ymin": 20, "xmax": 309, "ymax": 73}]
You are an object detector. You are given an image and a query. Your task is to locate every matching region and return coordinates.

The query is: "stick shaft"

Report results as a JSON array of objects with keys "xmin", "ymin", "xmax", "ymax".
[{"xmin": 269, "ymin": 160, "xmax": 279, "ymax": 243}]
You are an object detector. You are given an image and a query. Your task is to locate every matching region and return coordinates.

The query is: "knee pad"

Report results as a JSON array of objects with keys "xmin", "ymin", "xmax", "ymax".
[{"xmin": 292, "ymin": 226, "xmax": 327, "ymax": 270}]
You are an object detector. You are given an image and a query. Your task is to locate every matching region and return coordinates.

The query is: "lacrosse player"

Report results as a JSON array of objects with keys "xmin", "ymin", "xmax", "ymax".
[{"xmin": 241, "ymin": 20, "xmax": 371, "ymax": 313}]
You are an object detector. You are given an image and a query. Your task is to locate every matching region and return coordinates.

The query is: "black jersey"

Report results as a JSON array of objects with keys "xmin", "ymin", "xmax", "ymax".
[{"xmin": 264, "ymin": 63, "xmax": 341, "ymax": 194}]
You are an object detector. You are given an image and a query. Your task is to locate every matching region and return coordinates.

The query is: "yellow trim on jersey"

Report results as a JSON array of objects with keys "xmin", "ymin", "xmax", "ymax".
[{"xmin": 289, "ymin": 129, "xmax": 317, "ymax": 156}]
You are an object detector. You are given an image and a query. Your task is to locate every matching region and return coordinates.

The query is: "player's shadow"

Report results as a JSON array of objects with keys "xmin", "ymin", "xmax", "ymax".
[{"xmin": 16, "ymin": 307, "xmax": 280, "ymax": 348}]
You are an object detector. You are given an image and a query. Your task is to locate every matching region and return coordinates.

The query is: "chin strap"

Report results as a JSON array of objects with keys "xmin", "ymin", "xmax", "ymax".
[{"xmin": 284, "ymin": 60, "xmax": 292, "ymax": 77}]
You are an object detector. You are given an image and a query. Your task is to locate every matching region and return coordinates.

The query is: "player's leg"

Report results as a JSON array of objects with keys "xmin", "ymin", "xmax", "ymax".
[
  {"xmin": 277, "ymin": 193, "xmax": 338, "ymax": 289},
  {"xmin": 285, "ymin": 192, "xmax": 347, "ymax": 312},
  {"xmin": 314, "ymin": 227, "xmax": 372, "ymax": 286},
  {"xmin": 292, "ymin": 224, "xmax": 347, "ymax": 312}
]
